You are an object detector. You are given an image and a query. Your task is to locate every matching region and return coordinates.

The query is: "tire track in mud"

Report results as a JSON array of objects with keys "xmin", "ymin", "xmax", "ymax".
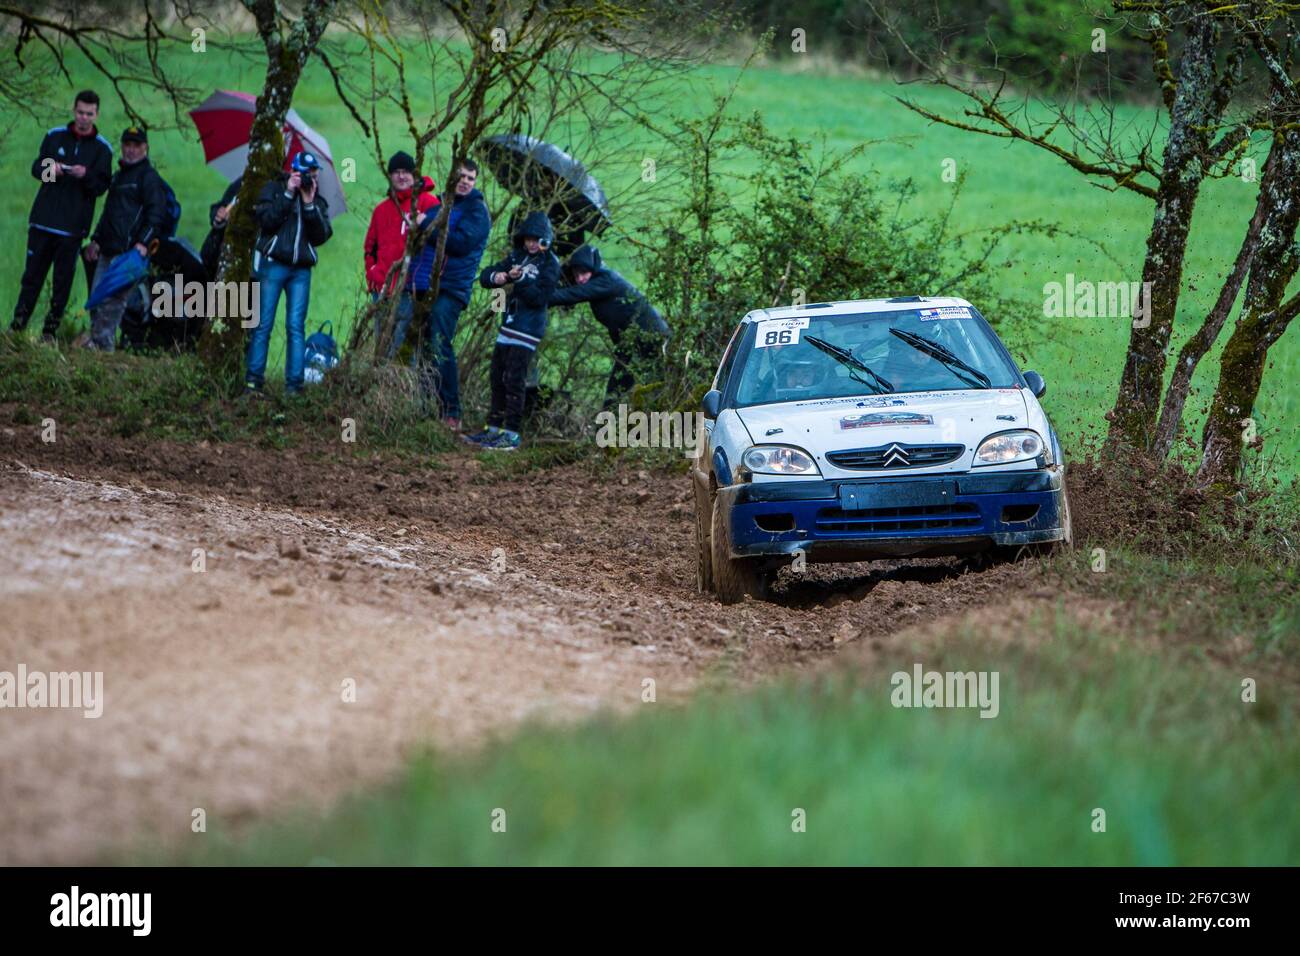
[{"xmin": 0, "ymin": 434, "xmax": 1045, "ymax": 863}]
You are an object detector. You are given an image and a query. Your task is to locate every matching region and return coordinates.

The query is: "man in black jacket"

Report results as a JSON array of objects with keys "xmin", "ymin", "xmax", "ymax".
[
  {"xmin": 244, "ymin": 151, "xmax": 333, "ymax": 395},
  {"xmin": 549, "ymin": 244, "xmax": 669, "ymax": 406},
  {"xmin": 83, "ymin": 126, "xmax": 167, "ymax": 351},
  {"xmin": 10, "ymin": 90, "xmax": 113, "ymax": 340}
]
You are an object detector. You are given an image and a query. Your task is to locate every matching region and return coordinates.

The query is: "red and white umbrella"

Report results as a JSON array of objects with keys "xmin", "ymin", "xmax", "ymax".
[{"xmin": 189, "ymin": 90, "xmax": 348, "ymax": 215}]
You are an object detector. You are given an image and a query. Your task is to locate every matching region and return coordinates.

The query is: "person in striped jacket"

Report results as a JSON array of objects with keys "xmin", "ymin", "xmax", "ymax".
[{"xmin": 469, "ymin": 211, "xmax": 560, "ymax": 451}]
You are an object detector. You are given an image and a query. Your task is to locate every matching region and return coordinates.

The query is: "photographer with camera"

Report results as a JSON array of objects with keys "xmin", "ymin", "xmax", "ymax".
[{"xmin": 244, "ymin": 151, "xmax": 333, "ymax": 397}]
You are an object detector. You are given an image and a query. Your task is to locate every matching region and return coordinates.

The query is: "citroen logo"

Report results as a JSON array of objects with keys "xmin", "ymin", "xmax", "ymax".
[{"xmin": 882, "ymin": 443, "xmax": 910, "ymax": 467}]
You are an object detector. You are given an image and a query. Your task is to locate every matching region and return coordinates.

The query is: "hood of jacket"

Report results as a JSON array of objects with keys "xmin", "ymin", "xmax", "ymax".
[
  {"xmin": 512, "ymin": 210, "xmax": 553, "ymax": 250},
  {"xmin": 567, "ymin": 243, "xmax": 603, "ymax": 274}
]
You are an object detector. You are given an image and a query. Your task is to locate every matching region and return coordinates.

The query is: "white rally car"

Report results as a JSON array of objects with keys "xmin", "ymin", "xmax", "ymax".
[{"xmin": 692, "ymin": 296, "xmax": 1072, "ymax": 603}]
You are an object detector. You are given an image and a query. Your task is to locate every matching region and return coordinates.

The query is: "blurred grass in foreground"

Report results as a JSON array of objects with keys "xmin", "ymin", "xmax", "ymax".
[{"xmin": 157, "ymin": 604, "xmax": 1299, "ymax": 865}]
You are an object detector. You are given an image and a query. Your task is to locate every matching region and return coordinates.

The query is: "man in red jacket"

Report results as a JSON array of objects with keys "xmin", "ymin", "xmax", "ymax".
[{"xmin": 362, "ymin": 151, "xmax": 439, "ymax": 357}]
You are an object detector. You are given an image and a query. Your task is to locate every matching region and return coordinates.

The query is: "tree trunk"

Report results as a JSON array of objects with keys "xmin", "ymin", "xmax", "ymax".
[
  {"xmin": 198, "ymin": 45, "xmax": 304, "ymax": 376},
  {"xmin": 1152, "ymin": 184, "xmax": 1269, "ymax": 459},
  {"xmin": 1105, "ymin": 17, "xmax": 1221, "ymax": 453},
  {"xmin": 1197, "ymin": 126, "xmax": 1300, "ymax": 486},
  {"xmin": 197, "ymin": 0, "xmax": 337, "ymax": 380}
]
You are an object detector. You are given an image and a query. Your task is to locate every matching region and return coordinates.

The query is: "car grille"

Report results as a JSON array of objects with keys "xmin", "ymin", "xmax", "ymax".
[
  {"xmin": 825, "ymin": 443, "xmax": 965, "ymax": 470},
  {"xmin": 816, "ymin": 503, "xmax": 981, "ymax": 533}
]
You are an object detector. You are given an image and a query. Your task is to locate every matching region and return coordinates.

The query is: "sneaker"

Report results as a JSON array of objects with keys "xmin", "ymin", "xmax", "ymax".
[
  {"xmin": 462, "ymin": 426, "xmax": 498, "ymax": 446},
  {"xmin": 442, "ymin": 416, "xmax": 462, "ymax": 433},
  {"xmin": 240, "ymin": 382, "xmax": 266, "ymax": 401},
  {"xmin": 481, "ymin": 430, "xmax": 521, "ymax": 452}
]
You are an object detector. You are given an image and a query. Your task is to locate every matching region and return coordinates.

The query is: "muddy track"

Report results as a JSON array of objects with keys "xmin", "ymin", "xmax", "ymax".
[{"xmin": 0, "ymin": 428, "xmax": 1047, "ymax": 863}]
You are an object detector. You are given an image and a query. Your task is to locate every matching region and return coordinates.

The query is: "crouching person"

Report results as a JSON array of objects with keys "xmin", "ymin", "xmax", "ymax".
[
  {"xmin": 244, "ymin": 152, "xmax": 332, "ymax": 397},
  {"xmin": 83, "ymin": 126, "xmax": 166, "ymax": 351},
  {"xmin": 468, "ymin": 211, "xmax": 560, "ymax": 451},
  {"xmin": 549, "ymin": 244, "xmax": 669, "ymax": 407}
]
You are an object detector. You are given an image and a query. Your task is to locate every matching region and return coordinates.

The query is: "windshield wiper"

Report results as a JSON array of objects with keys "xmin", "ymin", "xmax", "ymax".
[
  {"xmin": 889, "ymin": 328, "xmax": 991, "ymax": 389},
  {"xmin": 804, "ymin": 335, "xmax": 895, "ymax": 394}
]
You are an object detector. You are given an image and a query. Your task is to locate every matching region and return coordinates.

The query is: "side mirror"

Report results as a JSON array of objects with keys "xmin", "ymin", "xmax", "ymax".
[
  {"xmin": 1023, "ymin": 370, "xmax": 1046, "ymax": 399},
  {"xmin": 701, "ymin": 389, "xmax": 722, "ymax": 419}
]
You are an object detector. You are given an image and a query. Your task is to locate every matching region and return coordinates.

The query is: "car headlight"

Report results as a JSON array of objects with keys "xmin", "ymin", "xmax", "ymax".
[
  {"xmin": 741, "ymin": 445, "xmax": 819, "ymax": 476},
  {"xmin": 974, "ymin": 430, "xmax": 1044, "ymax": 466}
]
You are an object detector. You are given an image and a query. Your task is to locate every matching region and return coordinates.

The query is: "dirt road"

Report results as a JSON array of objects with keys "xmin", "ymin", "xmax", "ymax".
[{"xmin": 0, "ymin": 435, "xmax": 1041, "ymax": 863}]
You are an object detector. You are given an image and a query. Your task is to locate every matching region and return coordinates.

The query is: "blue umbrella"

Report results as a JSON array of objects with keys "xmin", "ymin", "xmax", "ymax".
[{"xmin": 85, "ymin": 249, "xmax": 150, "ymax": 311}]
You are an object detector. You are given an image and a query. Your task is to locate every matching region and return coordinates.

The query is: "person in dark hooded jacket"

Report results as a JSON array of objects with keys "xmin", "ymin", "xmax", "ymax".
[
  {"xmin": 549, "ymin": 244, "xmax": 669, "ymax": 406},
  {"xmin": 468, "ymin": 210, "xmax": 560, "ymax": 450},
  {"xmin": 244, "ymin": 151, "xmax": 333, "ymax": 396}
]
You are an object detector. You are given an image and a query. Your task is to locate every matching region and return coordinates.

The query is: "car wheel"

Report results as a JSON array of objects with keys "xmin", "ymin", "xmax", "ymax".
[
  {"xmin": 695, "ymin": 493, "xmax": 714, "ymax": 593},
  {"xmin": 711, "ymin": 498, "xmax": 769, "ymax": 604}
]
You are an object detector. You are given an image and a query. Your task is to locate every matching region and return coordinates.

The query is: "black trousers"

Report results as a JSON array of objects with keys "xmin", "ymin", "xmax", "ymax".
[
  {"xmin": 605, "ymin": 325, "xmax": 662, "ymax": 408},
  {"xmin": 12, "ymin": 227, "xmax": 82, "ymax": 335},
  {"xmin": 487, "ymin": 342, "xmax": 532, "ymax": 433}
]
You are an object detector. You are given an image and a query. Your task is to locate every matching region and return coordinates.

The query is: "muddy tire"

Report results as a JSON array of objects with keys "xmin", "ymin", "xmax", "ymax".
[
  {"xmin": 711, "ymin": 499, "xmax": 768, "ymax": 604},
  {"xmin": 695, "ymin": 495, "xmax": 714, "ymax": 593}
]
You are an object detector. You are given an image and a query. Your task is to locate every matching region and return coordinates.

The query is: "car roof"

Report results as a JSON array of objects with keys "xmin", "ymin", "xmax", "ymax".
[{"xmin": 741, "ymin": 296, "xmax": 974, "ymax": 323}]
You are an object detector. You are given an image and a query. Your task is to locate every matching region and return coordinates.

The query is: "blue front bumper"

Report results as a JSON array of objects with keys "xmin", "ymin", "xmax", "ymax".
[{"xmin": 717, "ymin": 469, "xmax": 1066, "ymax": 561}]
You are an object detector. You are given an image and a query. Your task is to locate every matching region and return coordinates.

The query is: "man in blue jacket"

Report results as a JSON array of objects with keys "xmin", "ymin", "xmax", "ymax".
[
  {"xmin": 470, "ymin": 211, "xmax": 560, "ymax": 451},
  {"xmin": 11, "ymin": 91, "xmax": 113, "ymax": 341},
  {"xmin": 244, "ymin": 151, "xmax": 333, "ymax": 396},
  {"xmin": 409, "ymin": 160, "xmax": 491, "ymax": 431}
]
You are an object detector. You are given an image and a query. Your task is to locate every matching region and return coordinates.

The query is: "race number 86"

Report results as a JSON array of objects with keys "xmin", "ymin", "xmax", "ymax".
[{"xmin": 765, "ymin": 329, "xmax": 793, "ymax": 346}]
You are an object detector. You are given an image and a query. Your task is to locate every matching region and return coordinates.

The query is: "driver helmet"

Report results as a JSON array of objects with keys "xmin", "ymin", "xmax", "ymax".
[{"xmin": 773, "ymin": 356, "xmax": 822, "ymax": 391}]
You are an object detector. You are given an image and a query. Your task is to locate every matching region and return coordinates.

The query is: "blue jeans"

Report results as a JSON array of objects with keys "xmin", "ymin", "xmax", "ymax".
[
  {"xmin": 417, "ymin": 292, "xmax": 465, "ymax": 418},
  {"xmin": 371, "ymin": 291, "xmax": 415, "ymax": 360},
  {"xmin": 246, "ymin": 260, "xmax": 311, "ymax": 391}
]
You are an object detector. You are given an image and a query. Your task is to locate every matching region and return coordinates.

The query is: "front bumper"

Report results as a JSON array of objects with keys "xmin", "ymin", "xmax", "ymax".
[{"xmin": 717, "ymin": 469, "xmax": 1066, "ymax": 561}]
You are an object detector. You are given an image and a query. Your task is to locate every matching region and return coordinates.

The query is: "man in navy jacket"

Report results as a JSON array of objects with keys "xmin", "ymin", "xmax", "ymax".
[
  {"xmin": 11, "ymin": 91, "xmax": 113, "ymax": 340},
  {"xmin": 410, "ymin": 160, "xmax": 491, "ymax": 430}
]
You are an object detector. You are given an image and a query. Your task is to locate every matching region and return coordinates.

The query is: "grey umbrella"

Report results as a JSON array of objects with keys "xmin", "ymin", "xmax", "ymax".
[{"xmin": 478, "ymin": 134, "xmax": 612, "ymax": 254}]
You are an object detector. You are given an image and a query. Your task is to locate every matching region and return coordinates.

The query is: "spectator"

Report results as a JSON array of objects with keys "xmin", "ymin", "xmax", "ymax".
[
  {"xmin": 409, "ymin": 160, "xmax": 491, "ymax": 432},
  {"xmin": 82, "ymin": 126, "xmax": 166, "ymax": 351},
  {"xmin": 10, "ymin": 91, "xmax": 113, "ymax": 341},
  {"xmin": 244, "ymin": 151, "xmax": 333, "ymax": 397},
  {"xmin": 549, "ymin": 244, "xmax": 669, "ymax": 407},
  {"xmin": 470, "ymin": 211, "xmax": 560, "ymax": 451},
  {"xmin": 362, "ymin": 151, "xmax": 439, "ymax": 357},
  {"xmin": 199, "ymin": 175, "xmax": 242, "ymax": 278}
]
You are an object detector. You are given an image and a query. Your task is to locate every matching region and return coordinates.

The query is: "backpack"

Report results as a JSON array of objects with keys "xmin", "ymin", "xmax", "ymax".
[
  {"xmin": 155, "ymin": 172, "xmax": 182, "ymax": 239},
  {"xmin": 304, "ymin": 321, "xmax": 339, "ymax": 385}
]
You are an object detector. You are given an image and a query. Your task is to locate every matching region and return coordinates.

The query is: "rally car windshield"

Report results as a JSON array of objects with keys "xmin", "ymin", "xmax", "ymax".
[{"xmin": 731, "ymin": 306, "xmax": 1021, "ymax": 407}]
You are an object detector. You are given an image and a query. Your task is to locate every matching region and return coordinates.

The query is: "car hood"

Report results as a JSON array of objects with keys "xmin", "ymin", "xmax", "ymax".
[{"xmin": 735, "ymin": 388, "xmax": 1031, "ymax": 478}]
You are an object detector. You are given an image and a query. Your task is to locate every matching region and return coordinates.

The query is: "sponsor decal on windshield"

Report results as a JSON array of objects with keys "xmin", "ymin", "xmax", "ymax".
[
  {"xmin": 919, "ymin": 306, "xmax": 972, "ymax": 320},
  {"xmin": 841, "ymin": 412, "xmax": 935, "ymax": 429}
]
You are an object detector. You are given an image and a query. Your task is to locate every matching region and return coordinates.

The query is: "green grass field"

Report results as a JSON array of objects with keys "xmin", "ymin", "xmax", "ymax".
[{"xmin": 2, "ymin": 37, "xmax": 1296, "ymax": 478}]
